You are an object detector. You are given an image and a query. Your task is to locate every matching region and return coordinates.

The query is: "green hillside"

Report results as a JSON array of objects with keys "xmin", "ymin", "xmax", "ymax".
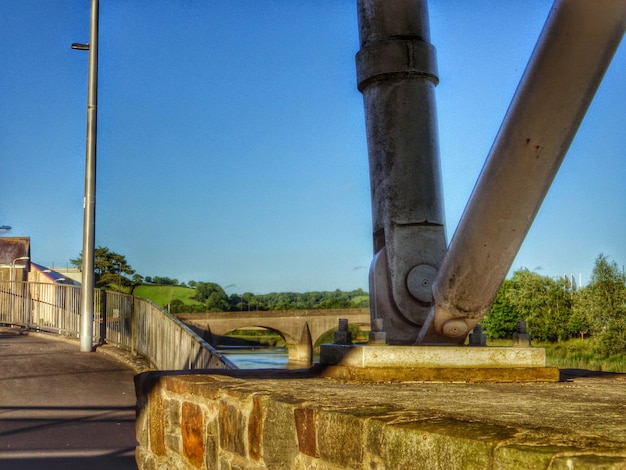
[
  {"xmin": 131, "ymin": 283, "xmax": 369, "ymax": 313},
  {"xmin": 133, "ymin": 284, "xmax": 202, "ymax": 309}
]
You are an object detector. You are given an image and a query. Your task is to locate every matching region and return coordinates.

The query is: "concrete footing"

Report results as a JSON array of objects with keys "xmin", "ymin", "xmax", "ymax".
[{"xmin": 318, "ymin": 344, "xmax": 560, "ymax": 383}]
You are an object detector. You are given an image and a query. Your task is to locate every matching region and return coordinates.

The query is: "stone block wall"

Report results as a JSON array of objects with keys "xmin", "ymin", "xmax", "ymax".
[
  {"xmin": 136, "ymin": 374, "xmax": 303, "ymax": 469},
  {"xmin": 136, "ymin": 373, "xmax": 336, "ymax": 469},
  {"xmin": 134, "ymin": 371, "xmax": 626, "ymax": 470}
]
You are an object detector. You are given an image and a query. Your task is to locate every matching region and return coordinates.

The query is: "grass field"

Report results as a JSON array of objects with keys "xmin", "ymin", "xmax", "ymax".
[
  {"xmin": 350, "ymin": 295, "xmax": 370, "ymax": 308},
  {"xmin": 133, "ymin": 284, "xmax": 202, "ymax": 309},
  {"xmin": 539, "ymin": 339, "xmax": 626, "ymax": 373},
  {"xmin": 488, "ymin": 338, "xmax": 625, "ymax": 373},
  {"xmin": 225, "ymin": 329, "xmax": 286, "ymax": 347}
]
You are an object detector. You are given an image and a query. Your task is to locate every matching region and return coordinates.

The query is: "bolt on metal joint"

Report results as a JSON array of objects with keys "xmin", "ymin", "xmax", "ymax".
[
  {"xmin": 468, "ymin": 324, "xmax": 487, "ymax": 346},
  {"xmin": 368, "ymin": 318, "xmax": 387, "ymax": 345},
  {"xmin": 333, "ymin": 318, "xmax": 352, "ymax": 345},
  {"xmin": 512, "ymin": 321, "xmax": 531, "ymax": 347}
]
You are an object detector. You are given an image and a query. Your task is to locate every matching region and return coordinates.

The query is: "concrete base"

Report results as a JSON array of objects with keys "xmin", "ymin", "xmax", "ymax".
[
  {"xmin": 319, "ymin": 344, "xmax": 559, "ymax": 382},
  {"xmin": 320, "ymin": 344, "xmax": 547, "ymax": 368}
]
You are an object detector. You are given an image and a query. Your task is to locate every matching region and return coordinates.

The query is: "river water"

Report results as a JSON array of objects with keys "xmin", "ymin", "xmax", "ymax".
[
  {"xmin": 219, "ymin": 347, "xmax": 289, "ymax": 369},
  {"xmin": 219, "ymin": 347, "xmax": 321, "ymax": 369}
]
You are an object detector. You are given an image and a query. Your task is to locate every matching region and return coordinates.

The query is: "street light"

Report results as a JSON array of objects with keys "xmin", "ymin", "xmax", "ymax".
[
  {"xmin": 10, "ymin": 256, "xmax": 30, "ymax": 282},
  {"xmin": 9, "ymin": 256, "xmax": 29, "ymax": 323},
  {"xmin": 0, "ymin": 225, "xmax": 12, "ymax": 233},
  {"xmin": 73, "ymin": 0, "xmax": 99, "ymax": 352}
]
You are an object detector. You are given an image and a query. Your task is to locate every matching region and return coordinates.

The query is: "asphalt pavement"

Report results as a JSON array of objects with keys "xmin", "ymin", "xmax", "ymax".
[{"xmin": 0, "ymin": 326, "xmax": 143, "ymax": 470}]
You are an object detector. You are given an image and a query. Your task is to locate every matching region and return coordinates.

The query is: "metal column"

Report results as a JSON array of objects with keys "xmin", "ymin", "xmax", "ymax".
[{"xmin": 356, "ymin": 0, "xmax": 447, "ymax": 344}]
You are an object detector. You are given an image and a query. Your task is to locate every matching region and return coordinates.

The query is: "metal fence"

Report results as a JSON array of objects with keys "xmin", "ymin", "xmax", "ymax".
[{"xmin": 0, "ymin": 280, "xmax": 235, "ymax": 370}]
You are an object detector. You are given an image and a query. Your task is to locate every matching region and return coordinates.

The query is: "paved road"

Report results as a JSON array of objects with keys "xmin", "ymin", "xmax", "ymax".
[{"xmin": 0, "ymin": 326, "xmax": 140, "ymax": 470}]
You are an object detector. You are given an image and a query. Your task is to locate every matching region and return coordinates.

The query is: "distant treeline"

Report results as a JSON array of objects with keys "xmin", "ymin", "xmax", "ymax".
[
  {"xmin": 70, "ymin": 246, "xmax": 370, "ymax": 312},
  {"xmin": 167, "ymin": 283, "xmax": 369, "ymax": 313},
  {"xmin": 483, "ymin": 254, "xmax": 625, "ymax": 356},
  {"xmin": 141, "ymin": 277, "xmax": 369, "ymax": 311},
  {"xmin": 245, "ymin": 289, "xmax": 370, "ymax": 311}
]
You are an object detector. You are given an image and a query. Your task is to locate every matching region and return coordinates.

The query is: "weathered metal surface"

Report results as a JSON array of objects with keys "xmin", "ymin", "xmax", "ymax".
[
  {"xmin": 418, "ymin": 0, "xmax": 626, "ymax": 344},
  {"xmin": 358, "ymin": 0, "xmax": 626, "ymax": 345},
  {"xmin": 357, "ymin": 0, "xmax": 446, "ymax": 344}
]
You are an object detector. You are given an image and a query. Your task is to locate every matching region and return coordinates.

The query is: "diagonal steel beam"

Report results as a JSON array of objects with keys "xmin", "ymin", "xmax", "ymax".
[{"xmin": 418, "ymin": 0, "xmax": 626, "ymax": 344}]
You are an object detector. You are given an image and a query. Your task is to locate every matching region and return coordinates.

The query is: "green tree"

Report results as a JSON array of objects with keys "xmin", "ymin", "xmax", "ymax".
[
  {"xmin": 129, "ymin": 273, "xmax": 144, "ymax": 295},
  {"xmin": 70, "ymin": 246, "xmax": 135, "ymax": 289},
  {"xmin": 151, "ymin": 276, "xmax": 178, "ymax": 286},
  {"xmin": 568, "ymin": 289, "xmax": 593, "ymax": 339},
  {"xmin": 317, "ymin": 297, "xmax": 352, "ymax": 309},
  {"xmin": 241, "ymin": 292, "xmax": 256, "ymax": 311},
  {"xmin": 193, "ymin": 282, "xmax": 229, "ymax": 312},
  {"xmin": 584, "ymin": 254, "xmax": 626, "ymax": 355},
  {"xmin": 506, "ymin": 269, "xmax": 573, "ymax": 342},
  {"xmin": 169, "ymin": 299, "xmax": 185, "ymax": 313},
  {"xmin": 253, "ymin": 289, "xmax": 368, "ymax": 310},
  {"xmin": 483, "ymin": 280, "xmax": 522, "ymax": 339}
]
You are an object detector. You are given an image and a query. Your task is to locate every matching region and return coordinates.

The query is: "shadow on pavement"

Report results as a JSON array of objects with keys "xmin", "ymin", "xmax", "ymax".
[
  {"xmin": 560, "ymin": 368, "xmax": 626, "ymax": 381},
  {"xmin": 0, "ymin": 454, "xmax": 136, "ymax": 470}
]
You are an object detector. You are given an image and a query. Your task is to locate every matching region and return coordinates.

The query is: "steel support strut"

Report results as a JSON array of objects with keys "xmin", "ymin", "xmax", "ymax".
[
  {"xmin": 418, "ymin": 0, "xmax": 626, "ymax": 344},
  {"xmin": 357, "ymin": 0, "xmax": 446, "ymax": 344},
  {"xmin": 358, "ymin": 0, "xmax": 626, "ymax": 345}
]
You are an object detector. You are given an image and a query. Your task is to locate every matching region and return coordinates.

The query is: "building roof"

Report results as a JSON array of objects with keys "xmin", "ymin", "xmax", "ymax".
[{"xmin": 30, "ymin": 262, "xmax": 80, "ymax": 285}]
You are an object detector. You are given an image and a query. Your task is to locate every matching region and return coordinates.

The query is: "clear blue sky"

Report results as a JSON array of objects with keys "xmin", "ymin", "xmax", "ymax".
[{"xmin": 1, "ymin": 1, "xmax": 624, "ymax": 294}]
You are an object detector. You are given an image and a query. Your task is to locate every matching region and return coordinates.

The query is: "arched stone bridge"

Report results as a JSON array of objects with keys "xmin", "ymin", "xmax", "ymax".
[{"xmin": 176, "ymin": 308, "xmax": 370, "ymax": 366}]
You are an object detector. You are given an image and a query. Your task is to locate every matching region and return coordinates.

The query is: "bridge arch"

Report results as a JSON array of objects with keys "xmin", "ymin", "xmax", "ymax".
[
  {"xmin": 213, "ymin": 322, "xmax": 312, "ymax": 366},
  {"xmin": 177, "ymin": 308, "xmax": 370, "ymax": 366}
]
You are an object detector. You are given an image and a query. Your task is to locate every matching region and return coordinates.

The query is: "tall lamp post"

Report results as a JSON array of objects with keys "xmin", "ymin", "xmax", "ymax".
[
  {"xmin": 10, "ymin": 256, "xmax": 30, "ymax": 282},
  {"xmin": 10, "ymin": 256, "xmax": 29, "ymax": 323},
  {"xmin": 73, "ymin": 0, "xmax": 99, "ymax": 352}
]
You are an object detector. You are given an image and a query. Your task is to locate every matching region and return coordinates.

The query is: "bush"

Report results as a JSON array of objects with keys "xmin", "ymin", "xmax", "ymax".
[{"xmin": 594, "ymin": 319, "xmax": 626, "ymax": 356}]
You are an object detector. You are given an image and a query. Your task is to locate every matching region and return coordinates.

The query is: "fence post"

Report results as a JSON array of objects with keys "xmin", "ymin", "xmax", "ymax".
[
  {"xmin": 98, "ymin": 289, "xmax": 107, "ymax": 345},
  {"xmin": 24, "ymin": 282, "xmax": 32, "ymax": 330},
  {"xmin": 131, "ymin": 297, "xmax": 138, "ymax": 356}
]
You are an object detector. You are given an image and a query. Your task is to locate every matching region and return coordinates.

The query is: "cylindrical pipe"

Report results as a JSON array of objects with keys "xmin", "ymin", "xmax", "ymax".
[
  {"xmin": 427, "ymin": 0, "xmax": 626, "ymax": 341},
  {"xmin": 357, "ymin": 0, "xmax": 447, "ymax": 342},
  {"xmin": 80, "ymin": 0, "xmax": 99, "ymax": 352},
  {"xmin": 357, "ymin": 0, "xmax": 444, "ymax": 240}
]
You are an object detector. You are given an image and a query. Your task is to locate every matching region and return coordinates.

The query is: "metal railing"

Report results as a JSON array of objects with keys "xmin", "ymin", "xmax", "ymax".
[{"xmin": 0, "ymin": 280, "xmax": 235, "ymax": 370}]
